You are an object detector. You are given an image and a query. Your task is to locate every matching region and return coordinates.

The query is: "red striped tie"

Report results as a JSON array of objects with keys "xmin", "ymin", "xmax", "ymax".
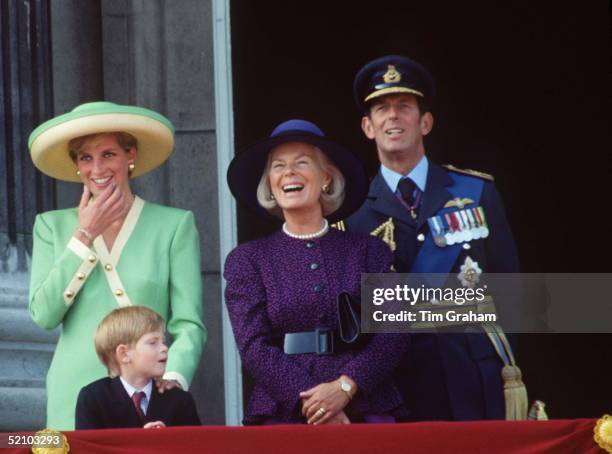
[{"xmin": 131, "ymin": 391, "xmax": 146, "ymax": 420}]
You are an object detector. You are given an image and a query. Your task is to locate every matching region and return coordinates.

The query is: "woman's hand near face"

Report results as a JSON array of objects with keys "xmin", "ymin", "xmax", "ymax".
[{"xmin": 75, "ymin": 184, "xmax": 130, "ymax": 243}]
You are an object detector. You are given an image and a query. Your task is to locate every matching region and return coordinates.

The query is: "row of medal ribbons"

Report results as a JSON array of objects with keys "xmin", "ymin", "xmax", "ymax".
[{"xmin": 427, "ymin": 206, "xmax": 490, "ymax": 247}]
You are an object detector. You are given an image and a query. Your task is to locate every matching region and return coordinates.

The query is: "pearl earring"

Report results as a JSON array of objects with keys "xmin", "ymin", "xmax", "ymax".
[
  {"xmin": 128, "ymin": 163, "xmax": 135, "ymax": 171},
  {"xmin": 76, "ymin": 170, "xmax": 81, "ymax": 176},
  {"xmin": 269, "ymin": 193, "xmax": 275, "ymax": 200},
  {"xmin": 322, "ymin": 184, "xmax": 330, "ymax": 194}
]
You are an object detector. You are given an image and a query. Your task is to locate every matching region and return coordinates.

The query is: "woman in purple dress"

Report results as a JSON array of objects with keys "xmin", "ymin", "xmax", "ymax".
[{"xmin": 224, "ymin": 119, "xmax": 408, "ymax": 425}]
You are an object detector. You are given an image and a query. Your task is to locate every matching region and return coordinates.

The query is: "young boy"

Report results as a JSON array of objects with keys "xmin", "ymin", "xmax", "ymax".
[{"xmin": 75, "ymin": 306, "xmax": 201, "ymax": 429}]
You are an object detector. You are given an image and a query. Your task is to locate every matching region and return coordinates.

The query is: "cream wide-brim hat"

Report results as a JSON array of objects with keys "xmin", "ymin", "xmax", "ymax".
[{"xmin": 28, "ymin": 101, "xmax": 175, "ymax": 182}]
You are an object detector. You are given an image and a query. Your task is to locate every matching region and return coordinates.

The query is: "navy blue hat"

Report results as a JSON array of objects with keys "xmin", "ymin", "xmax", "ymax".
[
  {"xmin": 227, "ymin": 119, "xmax": 368, "ymax": 223},
  {"xmin": 353, "ymin": 55, "xmax": 436, "ymax": 113}
]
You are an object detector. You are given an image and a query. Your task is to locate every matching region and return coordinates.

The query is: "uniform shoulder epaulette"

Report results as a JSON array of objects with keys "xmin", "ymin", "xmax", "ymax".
[
  {"xmin": 443, "ymin": 164, "xmax": 494, "ymax": 181},
  {"xmin": 331, "ymin": 220, "xmax": 346, "ymax": 231}
]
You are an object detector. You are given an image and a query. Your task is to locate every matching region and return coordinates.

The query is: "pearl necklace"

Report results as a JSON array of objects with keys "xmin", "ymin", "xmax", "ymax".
[{"xmin": 282, "ymin": 219, "xmax": 329, "ymax": 240}]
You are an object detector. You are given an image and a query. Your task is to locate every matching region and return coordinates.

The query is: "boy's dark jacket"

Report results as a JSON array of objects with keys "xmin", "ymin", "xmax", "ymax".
[{"xmin": 76, "ymin": 376, "xmax": 201, "ymax": 429}]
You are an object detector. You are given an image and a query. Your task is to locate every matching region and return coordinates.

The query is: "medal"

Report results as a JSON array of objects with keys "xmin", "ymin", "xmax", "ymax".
[
  {"xmin": 447, "ymin": 211, "xmax": 470, "ymax": 243},
  {"xmin": 453, "ymin": 212, "xmax": 463, "ymax": 243},
  {"xmin": 428, "ymin": 216, "xmax": 447, "ymax": 247},
  {"xmin": 459, "ymin": 210, "xmax": 473, "ymax": 242},
  {"xmin": 455, "ymin": 210, "xmax": 470, "ymax": 242},
  {"xmin": 434, "ymin": 216, "xmax": 448, "ymax": 245},
  {"xmin": 476, "ymin": 207, "xmax": 490, "ymax": 238},
  {"xmin": 444, "ymin": 213, "xmax": 457, "ymax": 245},
  {"xmin": 434, "ymin": 235, "xmax": 447, "ymax": 247},
  {"xmin": 449, "ymin": 212, "xmax": 465, "ymax": 243},
  {"xmin": 396, "ymin": 188, "xmax": 422, "ymax": 221},
  {"xmin": 466, "ymin": 208, "xmax": 481, "ymax": 239},
  {"xmin": 472, "ymin": 207, "xmax": 485, "ymax": 238}
]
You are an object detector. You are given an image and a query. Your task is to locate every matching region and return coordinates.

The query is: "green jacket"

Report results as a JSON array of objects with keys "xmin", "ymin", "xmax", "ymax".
[{"xmin": 29, "ymin": 197, "xmax": 206, "ymax": 430}]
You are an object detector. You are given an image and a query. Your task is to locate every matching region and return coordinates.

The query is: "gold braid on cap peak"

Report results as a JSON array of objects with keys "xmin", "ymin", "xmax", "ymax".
[
  {"xmin": 443, "ymin": 164, "xmax": 494, "ymax": 181},
  {"xmin": 364, "ymin": 87, "xmax": 424, "ymax": 104}
]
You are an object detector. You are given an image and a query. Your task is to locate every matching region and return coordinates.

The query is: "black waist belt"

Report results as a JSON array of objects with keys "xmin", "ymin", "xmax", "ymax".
[
  {"xmin": 283, "ymin": 328, "xmax": 336, "ymax": 355},
  {"xmin": 277, "ymin": 328, "xmax": 370, "ymax": 355}
]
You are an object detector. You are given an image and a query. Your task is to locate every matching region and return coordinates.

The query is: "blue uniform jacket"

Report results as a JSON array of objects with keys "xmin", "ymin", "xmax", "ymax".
[{"xmin": 347, "ymin": 160, "xmax": 520, "ymax": 421}]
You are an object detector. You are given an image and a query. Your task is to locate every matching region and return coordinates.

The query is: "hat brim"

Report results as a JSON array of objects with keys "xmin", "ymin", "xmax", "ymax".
[
  {"xmin": 29, "ymin": 111, "xmax": 174, "ymax": 182},
  {"xmin": 364, "ymin": 87, "xmax": 424, "ymax": 104},
  {"xmin": 227, "ymin": 133, "xmax": 368, "ymax": 224}
]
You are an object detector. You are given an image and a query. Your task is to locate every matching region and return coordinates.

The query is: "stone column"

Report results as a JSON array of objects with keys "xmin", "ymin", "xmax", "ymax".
[
  {"xmin": 0, "ymin": 0, "xmax": 55, "ymax": 273},
  {"xmin": 0, "ymin": 0, "xmax": 56, "ymax": 430},
  {"xmin": 0, "ymin": 0, "xmax": 104, "ymax": 431}
]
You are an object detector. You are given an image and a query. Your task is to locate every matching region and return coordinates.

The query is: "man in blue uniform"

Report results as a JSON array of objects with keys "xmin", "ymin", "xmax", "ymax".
[{"xmin": 345, "ymin": 55, "xmax": 523, "ymax": 421}]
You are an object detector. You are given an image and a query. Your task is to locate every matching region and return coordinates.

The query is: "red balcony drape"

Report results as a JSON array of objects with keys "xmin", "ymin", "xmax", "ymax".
[{"xmin": 1, "ymin": 418, "xmax": 603, "ymax": 454}]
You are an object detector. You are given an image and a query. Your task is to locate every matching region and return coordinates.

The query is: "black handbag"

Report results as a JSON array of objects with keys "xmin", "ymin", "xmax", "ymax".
[{"xmin": 336, "ymin": 292, "xmax": 363, "ymax": 344}]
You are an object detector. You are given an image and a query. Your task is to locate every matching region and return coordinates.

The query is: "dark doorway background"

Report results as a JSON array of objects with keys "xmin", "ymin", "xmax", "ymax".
[{"xmin": 231, "ymin": 1, "xmax": 611, "ymax": 418}]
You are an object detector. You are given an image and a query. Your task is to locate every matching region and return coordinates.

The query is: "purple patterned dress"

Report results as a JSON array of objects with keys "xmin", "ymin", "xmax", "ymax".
[{"xmin": 224, "ymin": 228, "xmax": 408, "ymax": 424}]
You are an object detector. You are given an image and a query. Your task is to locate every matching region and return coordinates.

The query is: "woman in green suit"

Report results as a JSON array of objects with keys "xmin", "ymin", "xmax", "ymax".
[{"xmin": 28, "ymin": 102, "xmax": 207, "ymax": 430}]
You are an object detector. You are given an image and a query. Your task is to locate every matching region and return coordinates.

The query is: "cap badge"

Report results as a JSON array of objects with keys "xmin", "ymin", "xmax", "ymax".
[{"xmin": 383, "ymin": 65, "xmax": 401, "ymax": 84}]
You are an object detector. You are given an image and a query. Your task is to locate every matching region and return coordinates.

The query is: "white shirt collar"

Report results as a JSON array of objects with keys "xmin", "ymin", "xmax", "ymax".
[
  {"xmin": 380, "ymin": 155, "xmax": 429, "ymax": 194},
  {"xmin": 119, "ymin": 376, "xmax": 153, "ymax": 402}
]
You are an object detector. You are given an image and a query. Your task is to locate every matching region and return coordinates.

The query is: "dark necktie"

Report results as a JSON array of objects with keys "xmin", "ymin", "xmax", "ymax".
[
  {"xmin": 131, "ymin": 391, "xmax": 146, "ymax": 420},
  {"xmin": 398, "ymin": 177, "xmax": 420, "ymax": 220},
  {"xmin": 398, "ymin": 178, "xmax": 417, "ymax": 206}
]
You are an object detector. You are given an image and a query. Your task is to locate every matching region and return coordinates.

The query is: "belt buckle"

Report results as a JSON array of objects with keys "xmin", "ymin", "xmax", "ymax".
[{"xmin": 315, "ymin": 328, "xmax": 333, "ymax": 355}]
